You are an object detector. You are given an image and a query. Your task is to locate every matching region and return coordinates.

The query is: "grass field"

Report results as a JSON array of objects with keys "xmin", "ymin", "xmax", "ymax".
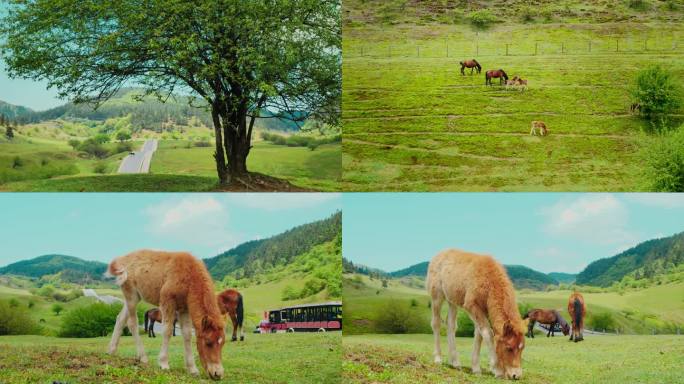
[
  {"xmin": 0, "ymin": 333, "xmax": 341, "ymax": 383},
  {"xmin": 152, "ymin": 140, "xmax": 341, "ymax": 191},
  {"xmin": 342, "ymin": 23, "xmax": 684, "ymax": 191},
  {"xmin": 343, "ymin": 333, "xmax": 683, "ymax": 384},
  {"xmin": 343, "ymin": 274, "xmax": 684, "ymax": 335},
  {"xmin": 0, "ymin": 133, "xmax": 340, "ymax": 191}
]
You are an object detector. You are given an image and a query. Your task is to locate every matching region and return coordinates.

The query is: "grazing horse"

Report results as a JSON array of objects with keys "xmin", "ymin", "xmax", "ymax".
[
  {"xmin": 460, "ymin": 59, "xmax": 482, "ymax": 75},
  {"xmin": 523, "ymin": 309, "xmax": 570, "ymax": 338},
  {"xmin": 486, "ymin": 69, "xmax": 508, "ymax": 86},
  {"xmin": 216, "ymin": 289, "xmax": 245, "ymax": 342},
  {"xmin": 144, "ymin": 308, "xmax": 177, "ymax": 338},
  {"xmin": 427, "ymin": 249, "xmax": 525, "ymax": 380},
  {"xmin": 107, "ymin": 250, "xmax": 226, "ymax": 380},
  {"xmin": 530, "ymin": 121, "xmax": 548, "ymax": 136},
  {"xmin": 568, "ymin": 292, "xmax": 586, "ymax": 342}
]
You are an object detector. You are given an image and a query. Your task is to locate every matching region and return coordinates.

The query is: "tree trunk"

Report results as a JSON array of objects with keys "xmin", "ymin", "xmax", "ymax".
[
  {"xmin": 221, "ymin": 104, "xmax": 250, "ymax": 179},
  {"xmin": 210, "ymin": 108, "xmax": 229, "ymax": 184}
]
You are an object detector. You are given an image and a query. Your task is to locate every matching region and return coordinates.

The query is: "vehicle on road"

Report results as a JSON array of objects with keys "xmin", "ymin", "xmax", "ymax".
[{"xmin": 258, "ymin": 302, "xmax": 342, "ymax": 333}]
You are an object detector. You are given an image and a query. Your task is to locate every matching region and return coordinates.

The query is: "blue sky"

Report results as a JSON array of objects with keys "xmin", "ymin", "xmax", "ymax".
[
  {"xmin": 343, "ymin": 193, "xmax": 684, "ymax": 274},
  {"xmin": 0, "ymin": 193, "xmax": 340, "ymax": 267},
  {"xmin": 0, "ymin": 64, "xmax": 63, "ymax": 111}
]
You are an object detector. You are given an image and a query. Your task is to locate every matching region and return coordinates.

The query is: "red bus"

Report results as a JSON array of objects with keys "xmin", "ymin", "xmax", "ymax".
[{"xmin": 258, "ymin": 301, "xmax": 342, "ymax": 333}]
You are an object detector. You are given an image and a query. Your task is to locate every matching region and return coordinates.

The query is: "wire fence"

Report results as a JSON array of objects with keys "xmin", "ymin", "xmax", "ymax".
[{"xmin": 347, "ymin": 36, "xmax": 684, "ymax": 59}]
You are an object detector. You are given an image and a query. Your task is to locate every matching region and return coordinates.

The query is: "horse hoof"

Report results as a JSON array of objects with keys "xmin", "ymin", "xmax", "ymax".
[
  {"xmin": 139, "ymin": 355, "xmax": 148, "ymax": 364},
  {"xmin": 189, "ymin": 367, "xmax": 200, "ymax": 376},
  {"xmin": 240, "ymin": 336, "xmax": 244, "ymax": 341},
  {"xmin": 231, "ymin": 337, "xmax": 237, "ymax": 342},
  {"xmin": 472, "ymin": 367, "xmax": 481, "ymax": 375},
  {"xmin": 434, "ymin": 356, "xmax": 442, "ymax": 365}
]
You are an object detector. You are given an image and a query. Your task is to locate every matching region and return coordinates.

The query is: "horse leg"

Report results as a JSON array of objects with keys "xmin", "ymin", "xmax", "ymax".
[
  {"xmin": 461, "ymin": 65, "xmax": 465, "ymax": 75},
  {"xmin": 527, "ymin": 320, "xmax": 534, "ymax": 338},
  {"xmin": 468, "ymin": 308, "xmax": 500, "ymax": 377},
  {"xmin": 239, "ymin": 321, "xmax": 245, "ymax": 341},
  {"xmin": 471, "ymin": 325, "xmax": 483, "ymax": 374},
  {"xmin": 179, "ymin": 311, "xmax": 200, "ymax": 375},
  {"xmin": 124, "ymin": 294, "xmax": 147, "ymax": 363},
  {"xmin": 446, "ymin": 304, "xmax": 461, "ymax": 369},
  {"xmin": 158, "ymin": 296, "xmax": 176, "ymax": 370},
  {"xmin": 151, "ymin": 320, "xmax": 156, "ymax": 338},
  {"xmin": 230, "ymin": 312, "xmax": 238, "ymax": 342},
  {"xmin": 108, "ymin": 305, "xmax": 128, "ymax": 355},
  {"xmin": 430, "ymin": 295, "xmax": 444, "ymax": 364}
]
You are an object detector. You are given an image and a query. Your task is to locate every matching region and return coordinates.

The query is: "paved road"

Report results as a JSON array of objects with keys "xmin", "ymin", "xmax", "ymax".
[{"xmin": 118, "ymin": 139, "xmax": 158, "ymax": 174}]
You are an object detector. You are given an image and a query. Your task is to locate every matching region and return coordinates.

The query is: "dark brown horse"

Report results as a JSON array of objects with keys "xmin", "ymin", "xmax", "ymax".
[
  {"xmin": 523, "ymin": 309, "xmax": 570, "ymax": 338},
  {"xmin": 217, "ymin": 289, "xmax": 245, "ymax": 342},
  {"xmin": 460, "ymin": 59, "xmax": 481, "ymax": 75},
  {"xmin": 568, "ymin": 292, "xmax": 586, "ymax": 342},
  {"xmin": 143, "ymin": 308, "xmax": 177, "ymax": 338},
  {"xmin": 485, "ymin": 69, "xmax": 508, "ymax": 86}
]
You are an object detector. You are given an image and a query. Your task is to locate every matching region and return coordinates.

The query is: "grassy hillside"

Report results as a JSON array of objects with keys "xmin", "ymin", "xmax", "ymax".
[
  {"xmin": 576, "ymin": 231, "xmax": 684, "ymax": 286},
  {"xmin": 0, "ymin": 254, "xmax": 107, "ymax": 283},
  {"xmin": 548, "ymin": 272, "xmax": 577, "ymax": 284},
  {"xmin": 343, "ymin": 273, "xmax": 684, "ymax": 335},
  {"xmin": 342, "ymin": 21, "xmax": 684, "ymax": 191},
  {"xmin": 343, "ymin": 333, "xmax": 683, "ymax": 384},
  {"xmin": 0, "ymin": 333, "xmax": 340, "ymax": 384},
  {"xmin": 343, "ymin": 0, "xmax": 684, "ymax": 26}
]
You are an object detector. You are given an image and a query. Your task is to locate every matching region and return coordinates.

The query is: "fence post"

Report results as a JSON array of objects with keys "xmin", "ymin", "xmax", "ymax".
[
  {"xmin": 644, "ymin": 39, "xmax": 647, "ymax": 51},
  {"xmin": 588, "ymin": 40, "xmax": 591, "ymax": 53},
  {"xmin": 476, "ymin": 42, "xmax": 479, "ymax": 56},
  {"xmin": 616, "ymin": 39, "xmax": 619, "ymax": 52},
  {"xmin": 506, "ymin": 44, "xmax": 509, "ymax": 56},
  {"xmin": 417, "ymin": 46, "xmax": 420, "ymax": 58},
  {"xmin": 561, "ymin": 42, "xmax": 565, "ymax": 54},
  {"xmin": 360, "ymin": 46, "xmax": 364, "ymax": 57},
  {"xmin": 535, "ymin": 42, "xmax": 538, "ymax": 55},
  {"xmin": 446, "ymin": 39, "xmax": 449, "ymax": 58},
  {"xmin": 388, "ymin": 45, "xmax": 391, "ymax": 58}
]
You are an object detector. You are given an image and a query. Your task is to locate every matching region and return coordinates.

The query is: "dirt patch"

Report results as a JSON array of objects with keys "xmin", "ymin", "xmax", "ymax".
[{"xmin": 215, "ymin": 172, "xmax": 315, "ymax": 192}]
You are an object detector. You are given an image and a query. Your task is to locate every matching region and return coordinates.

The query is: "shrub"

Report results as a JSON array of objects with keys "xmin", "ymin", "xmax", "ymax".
[
  {"xmin": 59, "ymin": 302, "xmax": 123, "ymax": 337},
  {"xmin": 281, "ymin": 285, "xmax": 299, "ymax": 301},
  {"xmin": 374, "ymin": 300, "xmax": 429, "ymax": 334},
  {"xmin": 194, "ymin": 141, "xmax": 211, "ymax": 147},
  {"xmin": 520, "ymin": 6, "xmax": 536, "ymax": 23},
  {"xmin": 78, "ymin": 139, "xmax": 110, "ymax": 159},
  {"xmin": 115, "ymin": 141, "xmax": 133, "ymax": 154},
  {"xmin": 52, "ymin": 303, "xmax": 64, "ymax": 315},
  {"xmin": 9, "ymin": 298, "xmax": 19, "ymax": 307},
  {"xmin": 627, "ymin": 0, "xmax": 649, "ymax": 10},
  {"xmin": 94, "ymin": 162, "xmax": 108, "ymax": 174},
  {"xmin": 644, "ymin": 125, "xmax": 684, "ymax": 191},
  {"xmin": 93, "ymin": 133, "xmax": 111, "ymax": 144},
  {"xmin": 0, "ymin": 300, "xmax": 41, "ymax": 335},
  {"xmin": 631, "ymin": 65, "xmax": 682, "ymax": 129},
  {"xmin": 588, "ymin": 312, "xmax": 616, "ymax": 331},
  {"xmin": 468, "ymin": 9, "xmax": 497, "ymax": 29},
  {"xmin": 68, "ymin": 139, "xmax": 81, "ymax": 150},
  {"xmin": 12, "ymin": 156, "xmax": 23, "ymax": 168}
]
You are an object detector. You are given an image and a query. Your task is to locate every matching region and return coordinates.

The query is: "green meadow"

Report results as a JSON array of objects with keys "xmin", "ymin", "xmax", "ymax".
[
  {"xmin": 0, "ymin": 133, "xmax": 341, "ymax": 191},
  {"xmin": 342, "ymin": 23, "xmax": 684, "ymax": 191},
  {"xmin": 343, "ymin": 333, "xmax": 682, "ymax": 384},
  {"xmin": 0, "ymin": 333, "xmax": 341, "ymax": 384}
]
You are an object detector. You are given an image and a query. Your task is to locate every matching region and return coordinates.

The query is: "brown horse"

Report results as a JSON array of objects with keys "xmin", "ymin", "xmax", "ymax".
[
  {"xmin": 530, "ymin": 121, "xmax": 548, "ymax": 136},
  {"xmin": 460, "ymin": 59, "xmax": 482, "ymax": 75},
  {"xmin": 486, "ymin": 69, "xmax": 508, "ymax": 86},
  {"xmin": 216, "ymin": 289, "xmax": 245, "ymax": 342},
  {"xmin": 107, "ymin": 250, "xmax": 226, "ymax": 380},
  {"xmin": 568, "ymin": 292, "xmax": 586, "ymax": 342},
  {"xmin": 144, "ymin": 308, "xmax": 177, "ymax": 338},
  {"xmin": 523, "ymin": 309, "xmax": 570, "ymax": 338},
  {"xmin": 427, "ymin": 249, "xmax": 525, "ymax": 380}
]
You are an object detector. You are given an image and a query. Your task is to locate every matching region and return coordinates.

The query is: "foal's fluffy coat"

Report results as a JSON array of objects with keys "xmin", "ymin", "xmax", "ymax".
[
  {"xmin": 427, "ymin": 249, "xmax": 526, "ymax": 380},
  {"xmin": 107, "ymin": 250, "xmax": 226, "ymax": 380}
]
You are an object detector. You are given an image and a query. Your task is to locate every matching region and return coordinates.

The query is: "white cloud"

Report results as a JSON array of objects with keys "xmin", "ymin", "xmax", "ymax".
[
  {"xmin": 539, "ymin": 194, "xmax": 637, "ymax": 248},
  {"xmin": 623, "ymin": 193, "xmax": 684, "ymax": 208},
  {"xmin": 228, "ymin": 193, "xmax": 340, "ymax": 211},
  {"xmin": 145, "ymin": 196, "xmax": 240, "ymax": 249}
]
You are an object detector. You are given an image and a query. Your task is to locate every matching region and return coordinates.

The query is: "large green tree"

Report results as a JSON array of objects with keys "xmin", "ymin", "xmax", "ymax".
[{"xmin": 1, "ymin": 0, "xmax": 340, "ymax": 184}]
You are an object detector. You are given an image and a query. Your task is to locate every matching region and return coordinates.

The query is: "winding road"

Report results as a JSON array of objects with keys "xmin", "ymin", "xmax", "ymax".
[{"xmin": 118, "ymin": 139, "xmax": 158, "ymax": 174}]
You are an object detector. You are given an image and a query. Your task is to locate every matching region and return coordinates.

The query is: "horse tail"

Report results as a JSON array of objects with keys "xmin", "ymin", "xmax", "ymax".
[
  {"xmin": 522, "ymin": 311, "xmax": 529, "ymax": 320},
  {"xmin": 236, "ymin": 293, "xmax": 244, "ymax": 327},
  {"xmin": 573, "ymin": 298, "xmax": 582, "ymax": 328},
  {"xmin": 105, "ymin": 259, "xmax": 127, "ymax": 286},
  {"xmin": 144, "ymin": 310, "xmax": 149, "ymax": 332}
]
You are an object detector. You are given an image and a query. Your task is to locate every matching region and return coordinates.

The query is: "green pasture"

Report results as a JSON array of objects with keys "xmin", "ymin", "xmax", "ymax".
[
  {"xmin": 342, "ymin": 23, "xmax": 684, "ymax": 191},
  {"xmin": 343, "ymin": 274, "xmax": 684, "ymax": 335},
  {"xmin": 0, "ymin": 332, "xmax": 341, "ymax": 383},
  {"xmin": 151, "ymin": 140, "xmax": 341, "ymax": 191},
  {"xmin": 343, "ymin": 333, "xmax": 683, "ymax": 384}
]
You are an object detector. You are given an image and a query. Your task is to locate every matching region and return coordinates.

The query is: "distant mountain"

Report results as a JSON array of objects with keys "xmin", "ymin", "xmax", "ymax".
[
  {"xmin": 576, "ymin": 232, "xmax": 684, "ymax": 287},
  {"xmin": 388, "ymin": 261, "xmax": 558, "ymax": 290},
  {"xmin": 0, "ymin": 254, "xmax": 107, "ymax": 283},
  {"xmin": 0, "ymin": 100, "xmax": 34, "ymax": 120},
  {"xmin": 204, "ymin": 212, "xmax": 342, "ymax": 280},
  {"xmin": 343, "ymin": 258, "xmax": 389, "ymax": 278},
  {"xmin": 548, "ymin": 272, "xmax": 577, "ymax": 284},
  {"xmin": 1, "ymin": 88, "xmax": 305, "ymax": 132}
]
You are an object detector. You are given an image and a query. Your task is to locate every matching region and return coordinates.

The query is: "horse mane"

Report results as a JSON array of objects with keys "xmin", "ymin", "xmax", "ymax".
[
  {"xmin": 500, "ymin": 69, "xmax": 508, "ymax": 80},
  {"xmin": 555, "ymin": 310, "xmax": 569, "ymax": 327},
  {"xmin": 187, "ymin": 262, "xmax": 225, "ymax": 331},
  {"xmin": 473, "ymin": 59, "xmax": 481, "ymax": 69},
  {"xmin": 485, "ymin": 258, "xmax": 524, "ymax": 336}
]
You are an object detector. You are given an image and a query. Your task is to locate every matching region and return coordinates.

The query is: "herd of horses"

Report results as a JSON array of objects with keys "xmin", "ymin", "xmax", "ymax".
[
  {"xmin": 461, "ymin": 59, "xmax": 545, "ymax": 137},
  {"xmin": 428, "ymin": 249, "xmax": 587, "ymax": 381}
]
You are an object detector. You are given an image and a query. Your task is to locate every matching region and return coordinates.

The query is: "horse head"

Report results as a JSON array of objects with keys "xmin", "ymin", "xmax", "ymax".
[
  {"xmin": 196, "ymin": 315, "xmax": 226, "ymax": 380},
  {"xmin": 500, "ymin": 69, "xmax": 508, "ymax": 80},
  {"xmin": 495, "ymin": 321, "xmax": 525, "ymax": 380}
]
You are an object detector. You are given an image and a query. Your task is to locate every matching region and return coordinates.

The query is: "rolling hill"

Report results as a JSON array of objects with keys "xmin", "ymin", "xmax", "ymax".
[
  {"xmin": 548, "ymin": 272, "xmax": 577, "ymax": 284},
  {"xmin": 386, "ymin": 260, "xmax": 559, "ymax": 290},
  {"xmin": 0, "ymin": 101, "xmax": 34, "ymax": 120},
  {"xmin": 576, "ymin": 231, "xmax": 684, "ymax": 287},
  {"xmin": 0, "ymin": 254, "xmax": 107, "ymax": 283},
  {"xmin": 204, "ymin": 211, "xmax": 342, "ymax": 280}
]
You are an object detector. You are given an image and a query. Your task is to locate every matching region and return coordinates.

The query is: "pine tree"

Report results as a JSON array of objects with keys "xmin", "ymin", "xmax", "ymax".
[{"xmin": 5, "ymin": 125, "xmax": 14, "ymax": 140}]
